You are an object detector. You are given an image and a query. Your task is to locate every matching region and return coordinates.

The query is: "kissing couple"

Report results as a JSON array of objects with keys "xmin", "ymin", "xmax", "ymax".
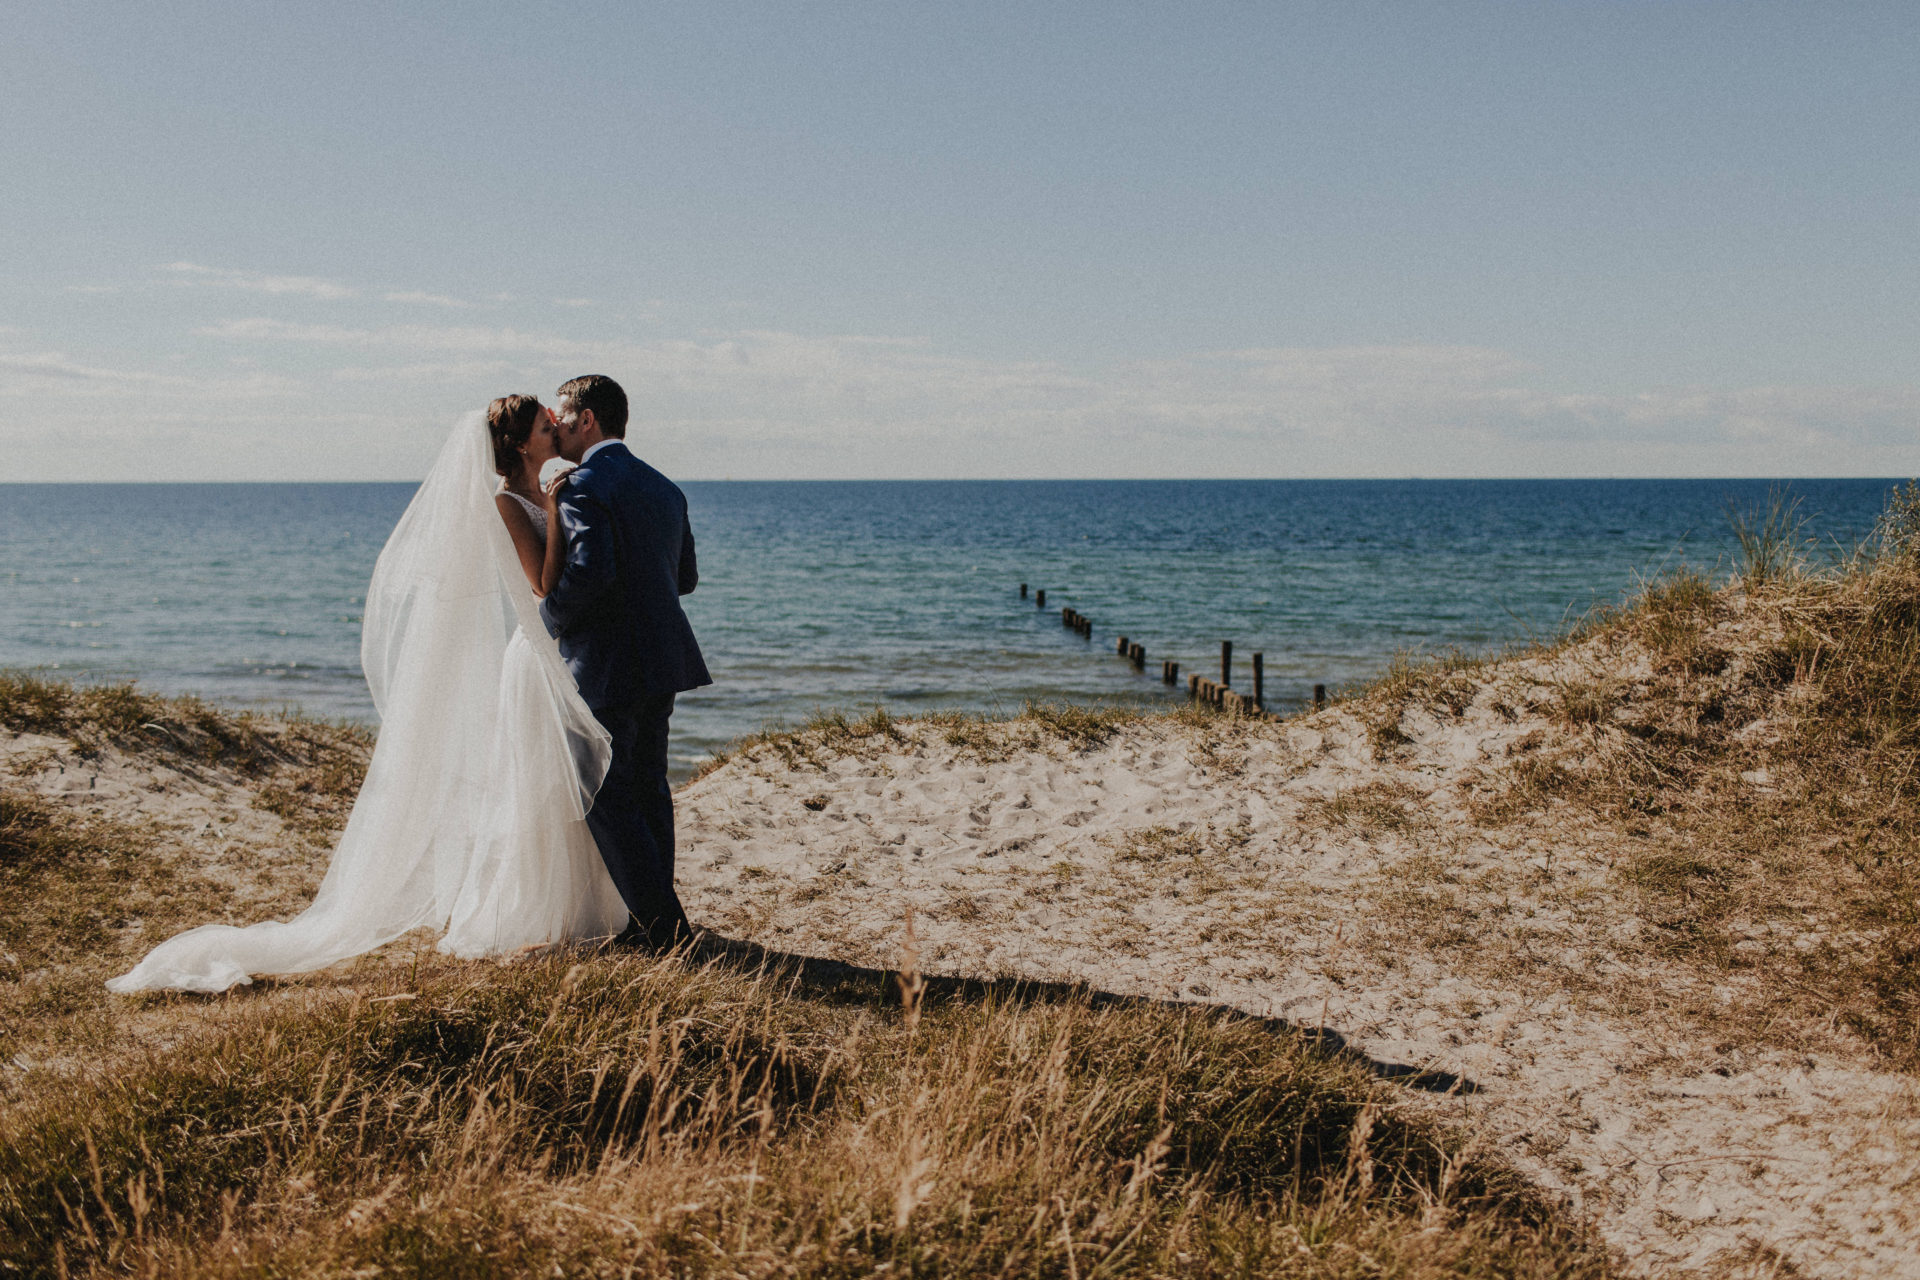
[{"xmin": 109, "ymin": 375, "xmax": 711, "ymax": 993}]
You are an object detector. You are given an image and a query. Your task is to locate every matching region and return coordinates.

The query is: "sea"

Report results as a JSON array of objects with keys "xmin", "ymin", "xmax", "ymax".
[{"xmin": 0, "ymin": 479, "xmax": 1902, "ymax": 777}]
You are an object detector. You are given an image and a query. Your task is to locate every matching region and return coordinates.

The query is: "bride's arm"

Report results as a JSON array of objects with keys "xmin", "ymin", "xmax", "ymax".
[
  {"xmin": 539, "ymin": 487, "xmax": 615, "ymax": 636},
  {"xmin": 494, "ymin": 494, "xmax": 547, "ymax": 594},
  {"xmin": 534, "ymin": 473, "xmax": 576, "ymax": 597}
]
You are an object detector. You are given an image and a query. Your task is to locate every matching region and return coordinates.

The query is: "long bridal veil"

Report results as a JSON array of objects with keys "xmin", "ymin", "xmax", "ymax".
[{"xmin": 108, "ymin": 412, "xmax": 616, "ymax": 993}]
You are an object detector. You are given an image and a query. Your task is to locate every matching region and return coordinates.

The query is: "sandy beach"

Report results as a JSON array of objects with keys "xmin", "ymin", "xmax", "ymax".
[{"xmin": 666, "ymin": 597, "xmax": 1920, "ymax": 1277}]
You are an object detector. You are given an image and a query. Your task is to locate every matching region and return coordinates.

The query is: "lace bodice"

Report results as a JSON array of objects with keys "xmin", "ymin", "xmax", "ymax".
[{"xmin": 501, "ymin": 488, "xmax": 547, "ymax": 538}]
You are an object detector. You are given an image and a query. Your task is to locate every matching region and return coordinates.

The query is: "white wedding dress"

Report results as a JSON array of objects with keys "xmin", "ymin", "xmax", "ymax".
[{"xmin": 108, "ymin": 413, "xmax": 627, "ymax": 994}]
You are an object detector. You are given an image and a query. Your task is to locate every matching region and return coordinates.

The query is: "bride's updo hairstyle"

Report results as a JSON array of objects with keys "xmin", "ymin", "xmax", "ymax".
[{"xmin": 485, "ymin": 394, "xmax": 543, "ymax": 476}]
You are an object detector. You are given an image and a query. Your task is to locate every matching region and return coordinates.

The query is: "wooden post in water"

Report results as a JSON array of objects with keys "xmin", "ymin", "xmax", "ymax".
[
  {"xmin": 1220, "ymin": 640, "xmax": 1233, "ymax": 687},
  {"xmin": 1116, "ymin": 635, "xmax": 1129, "ymax": 656},
  {"xmin": 1036, "ymin": 589, "xmax": 1046, "ymax": 608},
  {"xmin": 1163, "ymin": 660, "xmax": 1179, "ymax": 685},
  {"xmin": 1251, "ymin": 653, "xmax": 1264, "ymax": 712},
  {"xmin": 1080, "ymin": 618, "xmax": 1092, "ymax": 638},
  {"xmin": 1020, "ymin": 583, "xmax": 1028, "ymax": 599},
  {"xmin": 1313, "ymin": 683, "xmax": 1326, "ymax": 709}
]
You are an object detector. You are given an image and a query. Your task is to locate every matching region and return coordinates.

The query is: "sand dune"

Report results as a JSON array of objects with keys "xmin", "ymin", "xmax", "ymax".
[{"xmin": 676, "ymin": 629, "xmax": 1920, "ymax": 1277}]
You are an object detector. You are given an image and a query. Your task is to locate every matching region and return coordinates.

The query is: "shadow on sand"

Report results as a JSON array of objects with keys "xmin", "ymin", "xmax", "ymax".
[
  {"xmin": 211, "ymin": 927, "xmax": 1478, "ymax": 1096},
  {"xmin": 678, "ymin": 931, "xmax": 1480, "ymax": 1096}
]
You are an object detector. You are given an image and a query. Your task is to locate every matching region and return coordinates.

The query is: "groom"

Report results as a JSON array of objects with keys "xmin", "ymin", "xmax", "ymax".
[{"xmin": 543, "ymin": 374, "xmax": 711, "ymax": 951}]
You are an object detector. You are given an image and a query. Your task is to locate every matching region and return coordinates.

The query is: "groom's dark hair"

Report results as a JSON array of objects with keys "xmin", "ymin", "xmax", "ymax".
[{"xmin": 557, "ymin": 374, "xmax": 627, "ymax": 438}]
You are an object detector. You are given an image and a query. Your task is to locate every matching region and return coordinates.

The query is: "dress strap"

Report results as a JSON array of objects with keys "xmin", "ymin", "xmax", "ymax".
[{"xmin": 501, "ymin": 489, "xmax": 544, "ymax": 520}]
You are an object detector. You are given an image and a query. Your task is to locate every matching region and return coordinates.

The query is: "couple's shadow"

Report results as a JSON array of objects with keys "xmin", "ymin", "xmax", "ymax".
[{"xmin": 670, "ymin": 930, "xmax": 1479, "ymax": 1096}]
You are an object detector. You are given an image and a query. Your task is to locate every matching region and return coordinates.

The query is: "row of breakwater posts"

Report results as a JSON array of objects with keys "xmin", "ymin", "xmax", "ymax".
[{"xmin": 1019, "ymin": 584, "xmax": 1327, "ymax": 716}]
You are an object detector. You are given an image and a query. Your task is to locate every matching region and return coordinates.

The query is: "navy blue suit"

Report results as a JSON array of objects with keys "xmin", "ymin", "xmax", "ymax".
[{"xmin": 540, "ymin": 441, "xmax": 710, "ymax": 944}]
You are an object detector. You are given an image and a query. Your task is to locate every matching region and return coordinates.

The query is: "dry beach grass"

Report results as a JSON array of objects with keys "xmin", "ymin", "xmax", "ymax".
[
  {"xmin": 0, "ymin": 950, "xmax": 1609, "ymax": 1278},
  {"xmin": 1, "ymin": 686, "xmax": 1607, "ymax": 1276},
  {"xmin": 0, "ymin": 679, "xmax": 368, "ymax": 1074},
  {"xmin": 5, "ymin": 489, "xmax": 1920, "ymax": 1275}
]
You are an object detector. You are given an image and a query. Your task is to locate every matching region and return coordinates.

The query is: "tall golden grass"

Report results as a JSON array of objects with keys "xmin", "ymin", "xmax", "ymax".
[
  {"xmin": 0, "ymin": 674, "xmax": 369, "ymax": 779},
  {"xmin": 1358, "ymin": 483, "xmax": 1920, "ymax": 1067},
  {"xmin": 0, "ymin": 950, "xmax": 1611, "ymax": 1278}
]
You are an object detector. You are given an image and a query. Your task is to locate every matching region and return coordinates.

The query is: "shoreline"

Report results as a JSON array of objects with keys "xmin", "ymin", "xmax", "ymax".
[{"xmin": 5, "ymin": 476, "xmax": 1902, "ymax": 785}]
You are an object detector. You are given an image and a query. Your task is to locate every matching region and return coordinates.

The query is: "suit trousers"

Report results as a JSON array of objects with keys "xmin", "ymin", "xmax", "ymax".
[{"xmin": 586, "ymin": 693, "xmax": 691, "ymax": 944}]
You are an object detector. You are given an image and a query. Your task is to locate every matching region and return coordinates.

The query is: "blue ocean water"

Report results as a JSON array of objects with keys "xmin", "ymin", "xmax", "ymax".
[{"xmin": 0, "ymin": 479, "xmax": 1901, "ymax": 775}]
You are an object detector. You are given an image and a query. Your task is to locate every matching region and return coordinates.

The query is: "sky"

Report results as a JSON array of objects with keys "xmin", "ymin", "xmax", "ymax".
[{"xmin": 3, "ymin": 1, "xmax": 1916, "ymax": 481}]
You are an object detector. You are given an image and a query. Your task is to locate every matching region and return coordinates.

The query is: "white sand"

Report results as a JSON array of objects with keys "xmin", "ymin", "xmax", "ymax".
[
  {"xmin": 676, "ymin": 661, "xmax": 1920, "ymax": 1277},
  {"xmin": 1, "ymin": 730, "xmax": 313, "ymax": 897},
  {"xmin": 0, "ymin": 728, "xmax": 333, "ymax": 998}
]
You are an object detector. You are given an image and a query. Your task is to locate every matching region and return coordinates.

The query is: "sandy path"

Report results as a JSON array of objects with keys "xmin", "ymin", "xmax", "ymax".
[{"xmin": 675, "ymin": 708, "xmax": 1920, "ymax": 1277}]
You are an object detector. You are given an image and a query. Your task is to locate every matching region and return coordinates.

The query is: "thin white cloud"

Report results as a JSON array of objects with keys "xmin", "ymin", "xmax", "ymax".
[
  {"xmin": 331, "ymin": 360, "xmax": 516, "ymax": 383},
  {"xmin": 190, "ymin": 317, "xmax": 1920, "ymax": 461},
  {"xmin": 0, "ymin": 349, "xmax": 302, "ymax": 397},
  {"xmin": 195, "ymin": 317, "xmax": 608, "ymax": 360},
  {"xmin": 0, "ymin": 351, "xmax": 130, "ymax": 382},
  {"xmin": 160, "ymin": 261, "xmax": 357, "ymax": 300},
  {"xmin": 382, "ymin": 290, "xmax": 469, "ymax": 308},
  {"xmin": 553, "ymin": 297, "xmax": 595, "ymax": 308},
  {"xmin": 114, "ymin": 263, "xmax": 479, "ymax": 308},
  {"xmin": 20, "ymin": 316, "xmax": 1915, "ymax": 479},
  {"xmin": 195, "ymin": 317, "xmax": 372, "ymax": 344}
]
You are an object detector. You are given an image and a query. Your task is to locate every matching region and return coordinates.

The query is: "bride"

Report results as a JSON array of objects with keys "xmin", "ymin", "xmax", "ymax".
[{"xmin": 108, "ymin": 400, "xmax": 627, "ymax": 994}]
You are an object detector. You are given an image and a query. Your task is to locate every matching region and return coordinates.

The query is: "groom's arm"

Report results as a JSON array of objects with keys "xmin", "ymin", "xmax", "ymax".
[
  {"xmin": 538, "ymin": 488, "xmax": 616, "ymax": 638},
  {"xmin": 678, "ymin": 513, "xmax": 699, "ymax": 596}
]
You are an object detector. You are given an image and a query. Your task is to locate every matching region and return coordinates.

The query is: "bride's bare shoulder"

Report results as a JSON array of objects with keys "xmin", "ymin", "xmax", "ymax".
[{"xmin": 495, "ymin": 491, "xmax": 536, "ymax": 529}]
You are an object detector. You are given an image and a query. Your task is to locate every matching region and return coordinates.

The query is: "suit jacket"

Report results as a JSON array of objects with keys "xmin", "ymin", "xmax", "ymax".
[{"xmin": 539, "ymin": 441, "xmax": 711, "ymax": 710}]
